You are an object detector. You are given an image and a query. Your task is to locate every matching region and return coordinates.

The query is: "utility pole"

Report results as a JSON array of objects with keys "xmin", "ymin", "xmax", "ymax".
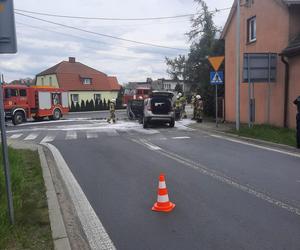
[
  {"xmin": 235, "ymin": 0, "xmax": 241, "ymax": 131},
  {"xmin": 0, "ymin": 0, "xmax": 17, "ymax": 224}
]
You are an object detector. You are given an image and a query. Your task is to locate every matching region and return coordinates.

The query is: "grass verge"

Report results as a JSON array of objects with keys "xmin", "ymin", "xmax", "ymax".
[
  {"xmin": 230, "ymin": 124, "xmax": 297, "ymax": 147},
  {"xmin": 0, "ymin": 147, "xmax": 53, "ymax": 249}
]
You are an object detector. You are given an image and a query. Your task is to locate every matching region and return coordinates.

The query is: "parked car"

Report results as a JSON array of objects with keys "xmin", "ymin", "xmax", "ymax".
[{"xmin": 142, "ymin": 91, "xmax": 175, "ymax": 128}]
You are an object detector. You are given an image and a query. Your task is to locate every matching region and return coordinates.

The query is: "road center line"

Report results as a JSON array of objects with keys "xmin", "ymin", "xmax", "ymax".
[
  {"xmin": 42, "ymin": 143, "xmax": 116, "ymax": 250},
  {"xmin": 133, "ymin": 138, "xmax": 300, "ymax": 217},
  {"xmin": 210, "ymin": 134, "xmax": 300, "ymax": 158}
]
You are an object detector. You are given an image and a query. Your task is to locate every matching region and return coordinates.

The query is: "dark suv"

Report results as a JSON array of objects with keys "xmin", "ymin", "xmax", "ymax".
[{"xmin": 142, "ymin": 91, "xmax": 175, "ymax": 128}]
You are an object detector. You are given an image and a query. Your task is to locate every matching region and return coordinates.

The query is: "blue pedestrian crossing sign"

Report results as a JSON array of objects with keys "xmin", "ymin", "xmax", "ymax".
[{"xmin": 210, "ymin": 71, "xmax": 224, "ymax": 85}]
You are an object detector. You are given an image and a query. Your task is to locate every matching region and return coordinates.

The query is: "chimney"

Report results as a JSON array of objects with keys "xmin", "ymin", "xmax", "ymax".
[{"xmin": 69, "ymin": 57, "xmax": 76, "ymax": 63}]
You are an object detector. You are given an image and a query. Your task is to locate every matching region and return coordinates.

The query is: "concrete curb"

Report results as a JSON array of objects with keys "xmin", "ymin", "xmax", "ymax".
[
  {"xmin": 189, "ymin": 123, "xmax": 300, "ymax": 154},
  {"xmin": 38, "ymin": 145, "xmax": 72, "ymax": 250},
  {"xmin": 8, "ymin": 139, "xmax": 71, "ymax": 250}
]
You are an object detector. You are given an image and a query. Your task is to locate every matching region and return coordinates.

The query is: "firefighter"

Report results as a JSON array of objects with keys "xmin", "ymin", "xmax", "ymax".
[
  {"xmin": 194, "ymin": 95, "xmax": 203, "ymax": 123},
  {"xmin": 175, "ymin": 94, "xmax": 182, "ymax": 120},
  {"xmin": 178, "ymin": 93, "xmax": 187, "ymax": 119},
  {"xmin": 191, "ymin": 94, "xmax": 196, "ymax": 120},
  {"xmin": 107, "ymin": 99, "xmax": 116, "ymax": 123},
  {"xmin": 293, "ymin": 96, "xmax": 300, "ymax": 148}
]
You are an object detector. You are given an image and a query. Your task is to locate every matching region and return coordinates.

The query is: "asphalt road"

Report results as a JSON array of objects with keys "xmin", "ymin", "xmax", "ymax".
[{"xmin": 7, "ymin": 114, "xmax": 300, "ymax": 249}]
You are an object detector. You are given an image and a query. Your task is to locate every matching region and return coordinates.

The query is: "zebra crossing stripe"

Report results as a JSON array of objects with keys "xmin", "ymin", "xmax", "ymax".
[
  {"xmin": 86, "ymin": 132, "xmax": 98, "ymax": 139},
  {"xmin": 10, "ymin": 133, "xmax": 23, "ymax": 139},
  {"xmin": 106, "ymin": 129, "xmax": 119, "ymax": 136},
  {"xmin": 24, "ymin": 133, "xmax": 39, "ymax": 140},
  {"xmin": 65, "ymin": 131, "xmax": 77, "ymax": 140},
  {"xmin": 41, "ymin": 134, "xmax": 56, "ymax": 143}
]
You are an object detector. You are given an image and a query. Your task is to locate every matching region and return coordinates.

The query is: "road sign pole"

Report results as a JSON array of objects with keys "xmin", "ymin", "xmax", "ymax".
[
  {"xmin": 0, "ymin": 74, "xmax": 14, "ymax": 224},
  {"xmin": 216, "ymin": 84, "xmax": 218, "ymax": 128},
  {"xmin": 235, "ymin": 0, "xmax": 241, "ymax": 131}
]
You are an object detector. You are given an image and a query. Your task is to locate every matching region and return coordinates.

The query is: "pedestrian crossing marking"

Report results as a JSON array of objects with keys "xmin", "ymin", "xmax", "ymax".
[
  {"xmin": 41, "ymin": 134, "xmax": 56, "ymax": 143},
  {"xmin": 66, "ymin": 131, "xmax": 77, "ymax": 140},
  {"xmin": 24, "ymin": 133, "xmax": 39, "ymax": 140},
  {"xmin": 86, "ymin": 131, "xmax": 98, "ymax": 139},
  {"xmin": 106, "ymin": 129, "xmax": 119, "ymax": 136},
  {"xmin": 10, "ymin": 133, "xmax": 23, "ymax": 139}
]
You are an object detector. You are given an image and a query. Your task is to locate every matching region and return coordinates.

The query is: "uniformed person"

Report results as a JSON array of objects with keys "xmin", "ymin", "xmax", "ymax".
[
  {"xmin": 107, "ymin": 99, "xmax": 116, "ymax": 123},
  {"xmin": 191, "ymin": 94, "xmax": 196, "ymax": 120},
  {"xmin": 293, "ymin": 96, "xmax": 300, "ymax": 148},
  {"xmin": 194, "ymin": 95, "xmax": 203, "ymax": 123},
  {"xmin": 175, "ymin": 94, "xmax": 182, "ymax": 120},
  {"xmin": 178, "ymin": 93, "xmax": 187, "ymax": 119}
]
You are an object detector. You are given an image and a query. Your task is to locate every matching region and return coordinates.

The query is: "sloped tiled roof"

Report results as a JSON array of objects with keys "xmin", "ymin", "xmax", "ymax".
[
  {"xmin": 36, "ymin": 59, "xmax": 121, "ymax": 91},
  {"xmin": 107, "ymin": 76, "xmax": 121, "ymax": 91}
]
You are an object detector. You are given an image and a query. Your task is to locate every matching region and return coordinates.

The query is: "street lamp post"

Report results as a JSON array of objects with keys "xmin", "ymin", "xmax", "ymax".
[{"xmin": 235, "ymin": 0, "xmax": 241, "ymax": 131}]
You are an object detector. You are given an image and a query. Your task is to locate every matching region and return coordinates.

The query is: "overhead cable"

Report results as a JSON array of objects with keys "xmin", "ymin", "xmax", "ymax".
[
  {"xmin": 15, "ymin": 12, "xmax": 188, "ymax": 51},
  {"xmin": 15, "ymin": 7, "xmax": 231, "ymax": 21}
]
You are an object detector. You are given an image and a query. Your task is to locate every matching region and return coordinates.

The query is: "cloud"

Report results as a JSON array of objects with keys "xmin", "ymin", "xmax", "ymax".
[{"xmin": 2, "ymin": 0, "xmax": 233, "ymax": 82}]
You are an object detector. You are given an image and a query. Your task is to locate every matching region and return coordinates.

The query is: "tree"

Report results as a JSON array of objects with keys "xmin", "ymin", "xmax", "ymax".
[
  {"xmin": 103, "ymin": 99, "xmax": 107, "ymax": 110},
  {"xmin": 174, "ymin": 83, "xmax": 183, "ymax": 93},
  {"xmin": 75, "ymin": 102, "xmax": 80, "ymax": 112},
  {"xmin": 90, "ymin": 99, "xmax": 95, "ymax": 111},
  {"xmin": 80, "ymin": 100, "xmax": 85, "ymax": 111},
  {"xmin": 116, "ymin": 86, "xmax": 124, "ymax": 109},
  {"xmin": 99, "ymin": 99, "xmax": 103, "ymax": 110},
  {"xmin": 70, "ymin": 100, "xmax": 75, "ymax": 112},
  {"xmin": 95, "ymin": 98, "xmax": 100, "ymax": 111},
  {"xmin": 85, "ymin": 99, "xmax": 90, "ymax": 111},
  {"xmin": 165, "ymin": 55, "xmax": 187, "ymax": 81},
  {"xmin": 165, "ymin": 0, "xmax": 224, "ymax": 116}
]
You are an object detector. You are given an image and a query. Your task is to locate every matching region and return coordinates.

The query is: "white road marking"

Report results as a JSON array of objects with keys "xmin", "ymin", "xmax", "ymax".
[
  {"xmin": 210, "ymin": 134, "xmax": 300, "ymax": 159},
  {"xmin": 40, "ymin": 134, "xmax": 56, "ymax": 143},
  {"xmin": 139, "ymin": 139, "xmax": 162, "ymax": 151},
  {"xmin": 9, "ymin": 133, "xmax": 23, "ymax": 139},
  {"xmin": 106, "ymin": 129, "xmax": 119, "ymax": 136},
  {"xmin": 172, "ymin": 136, "xmax": 191, "ymax": 140},
  {"xmin": 24, "ymin": 133, "xmax": 39, "ymax": 140},
  {"xmin": 131, "ymin": 128, "xmax": 160, "ymax": 135},
  {"xmin": 86, "ymin": 131, "xmax": 98, "ymax": 139},
  {"xmin": 134, "ymin": 139, "xmax": 300, "ymax": 217},
  {"xmin": 65, "ymin": 131, "xmax": 77, "ymax": 140},
  {"xmin": 42, "ymin": 143, "xmax": 115, "ymax": 250}
]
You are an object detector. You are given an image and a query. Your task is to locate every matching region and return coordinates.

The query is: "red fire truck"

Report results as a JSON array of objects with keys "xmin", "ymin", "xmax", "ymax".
[
  {"xmin": 123, "ymin": 87, "xmax": 151, "ymax": 107},
  {"xmin": 3, "ymin": 85, "xmax": 69, "ymax": 125}
]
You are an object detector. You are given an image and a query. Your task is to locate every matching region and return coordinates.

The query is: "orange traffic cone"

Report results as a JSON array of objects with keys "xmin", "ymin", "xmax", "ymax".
[{"xmin": 152, "ymin": 174, "xmax": 175, "ymax": 212}]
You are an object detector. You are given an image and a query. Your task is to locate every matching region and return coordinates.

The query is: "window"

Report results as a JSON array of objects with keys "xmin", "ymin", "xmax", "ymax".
[
  {"xmin": 71, "ymin": 94, "xmax": 79, "ymax": 103},
  {"xmin": 20, "ymin": 89, "xmax": 27, "ymax": 97},
  {"xmin": 6, "ymin": 89, "xmax": 18, "ymax": 97},
  {"xmin": 41, "ymin": 78, "xmax": 44, "ymax": 85},
  {"xmin": 82, "ymin": 78, "xmax": 92, "ymax": 84},
  {"xmin": 94, "ymin": 94, "xmax": 101, "ymax": 101},
  {"xmin": 52, "ymin": 93, "xmax": 61, "ymax": 105},
  {"xmin": 247, "ymin": 16, "xmax": 256, "ymax": 43},
  {"xmin": 49, "ymin": 77, "xmax": 52, "ymax": 85}
]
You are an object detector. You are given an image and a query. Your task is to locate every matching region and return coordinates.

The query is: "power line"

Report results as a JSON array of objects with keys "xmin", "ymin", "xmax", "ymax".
[
  {"xmin": 15, "ymin": 9, "xmax": 195, "ymax": 21},
  {"xmin": 16, "ymin": 21, "xmax": 171, "ymax": 61},
  {"xmin": 15, "ymin": 6, "xmax": 231, "ymax": 21},
  {"xmin": 15, "ymin": 12, "xmax": 188, "ymax": 51}
]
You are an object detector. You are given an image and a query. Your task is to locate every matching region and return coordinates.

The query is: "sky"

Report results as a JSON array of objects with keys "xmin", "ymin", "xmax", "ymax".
[{"xmin": 1, "ymin": 0, "xmax": 233, "ymax": 84}]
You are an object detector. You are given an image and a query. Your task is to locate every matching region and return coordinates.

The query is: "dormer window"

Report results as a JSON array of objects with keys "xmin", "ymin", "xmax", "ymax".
[{"xmin": 81, "ymin": 77, "xmax": 92, "ymax": 85}]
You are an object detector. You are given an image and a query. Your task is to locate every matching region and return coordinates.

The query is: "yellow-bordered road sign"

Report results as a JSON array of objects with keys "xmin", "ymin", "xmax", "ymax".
[{"xmin": 208, "ymin": 56, "xmax": 225, "ymax": 71}]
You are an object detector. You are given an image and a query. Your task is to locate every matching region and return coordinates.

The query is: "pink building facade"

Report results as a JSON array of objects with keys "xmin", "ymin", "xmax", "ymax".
[{"xmin": 221, "ymin": 0, "xmax": 300, "ymax": 128}]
